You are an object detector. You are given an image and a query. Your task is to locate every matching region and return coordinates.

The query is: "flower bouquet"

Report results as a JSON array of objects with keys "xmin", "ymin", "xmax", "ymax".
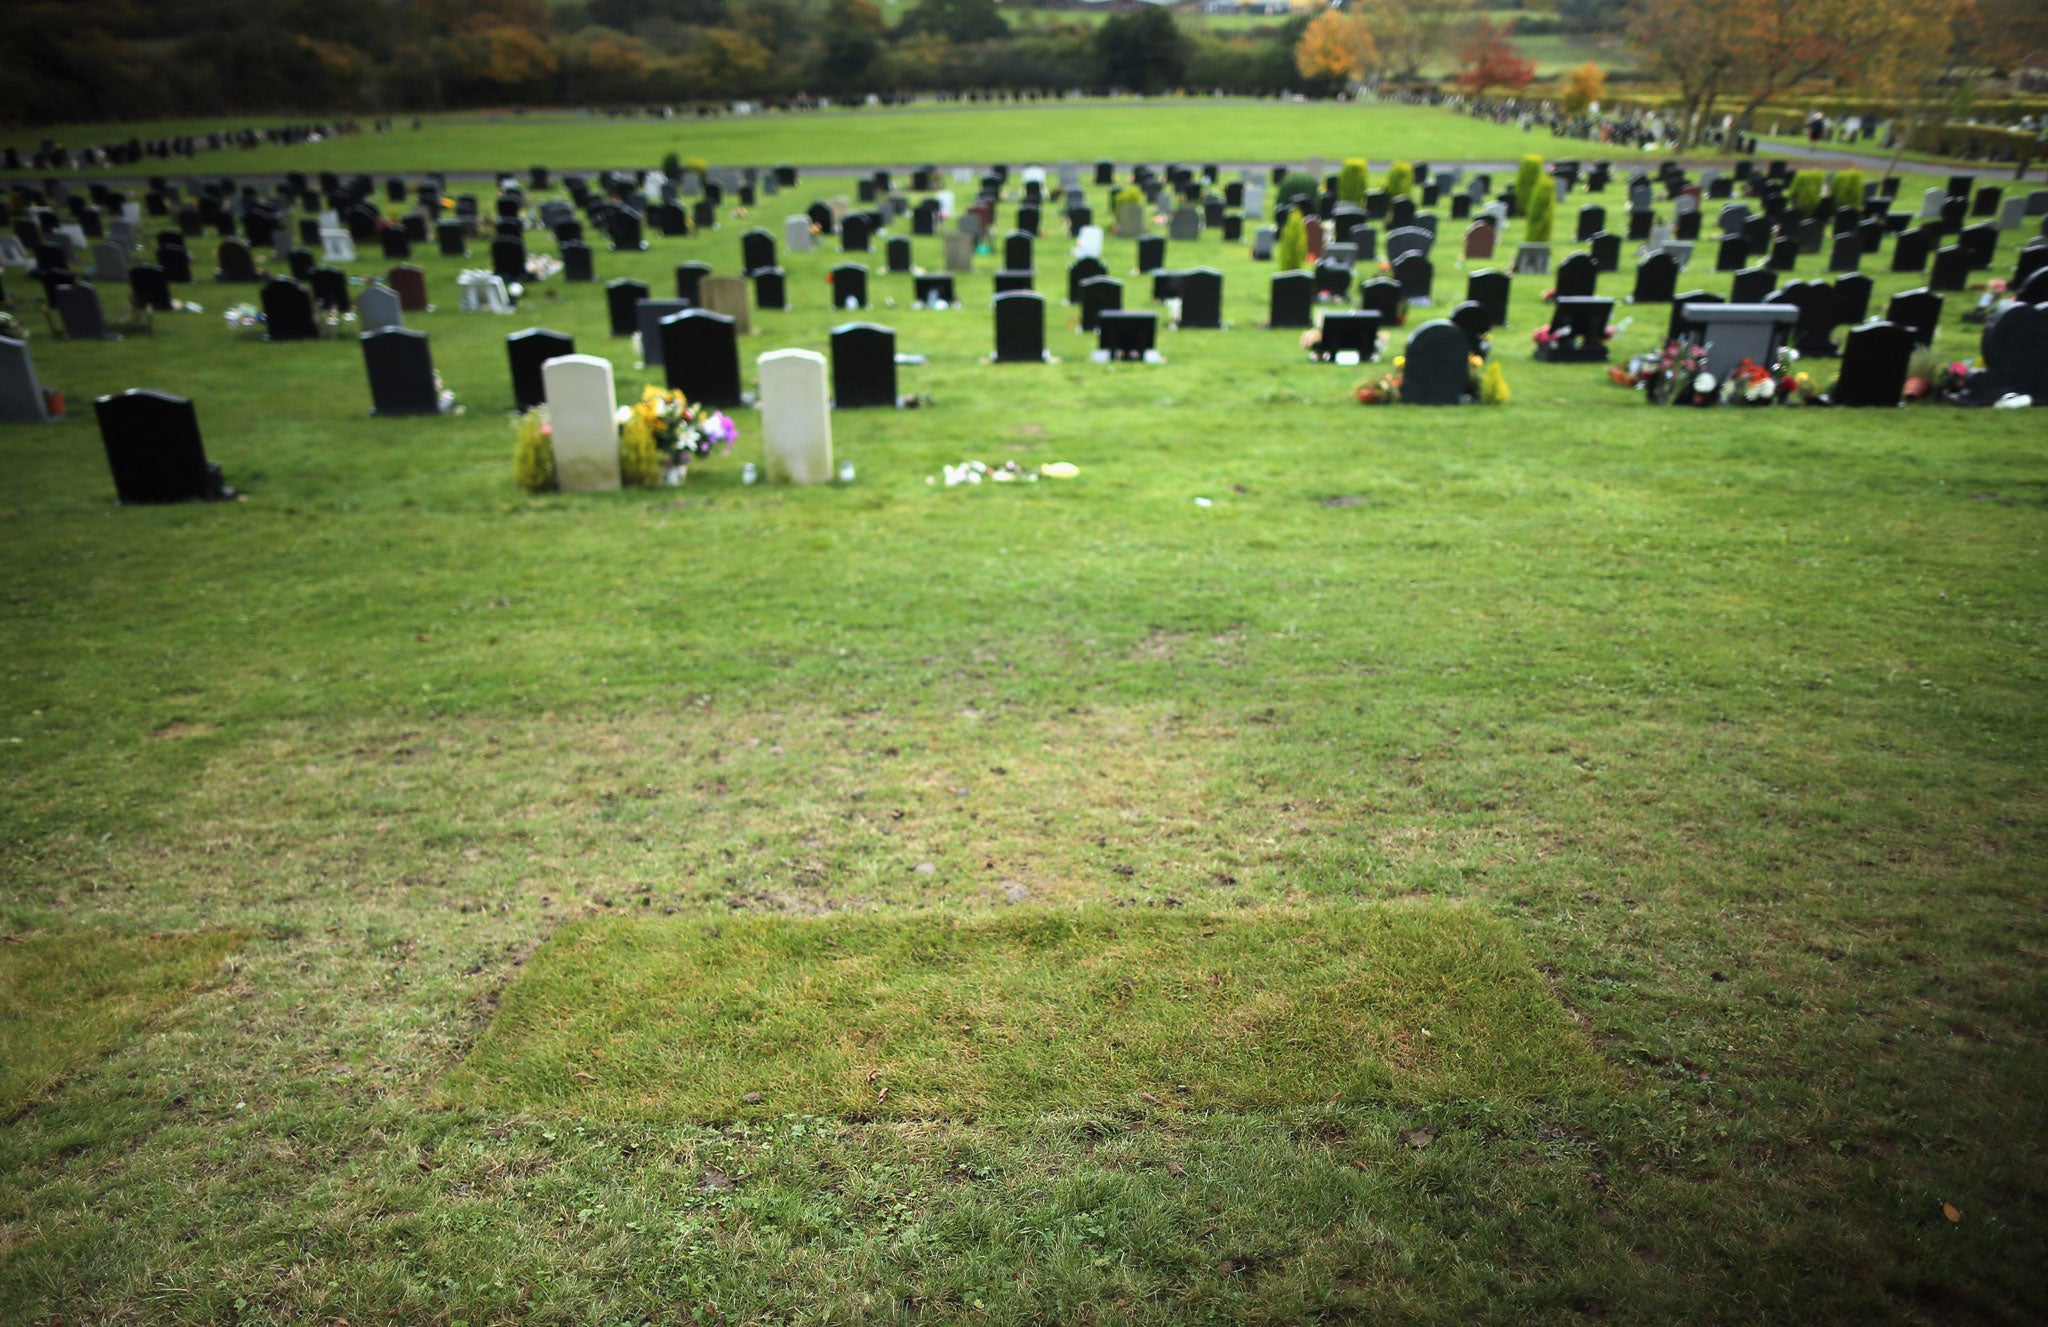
[
  {"xmin": 224, "ymin": 302, "xmax": 264, "ymax": 330},
  {"xmin": 617, "ymin": 385, "xmax": 737, "ymax": 485},
  {"xmin": 1354, "ymin": 356, "xmax": 1403, "ymax": 404}
]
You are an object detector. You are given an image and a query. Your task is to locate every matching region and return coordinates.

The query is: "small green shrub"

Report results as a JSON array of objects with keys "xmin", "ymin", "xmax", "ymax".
[
  {"xmin": 1526, "ymin": 185, "xmax": 1555, "ymax": 243},
  {"xmin": 1384, "ymin": 161, "xmax": 1414, "ymax": 199},
  {"xmin": 1827, "ymin": 168, "xmax": 1866, "ymax": 212},
  {"xmin": 1276, "ymin": 209, "xmax": 1308, "ymax": 272},
  {"xmin": 513, "ymin": 408, "xmax": 556, "ymax": 494},
  {"xmin": 1513, "ymin": 155, "xmax": 1544, "ymax": 218},
  {"xmin": 1275, "ymin": 171, "xmax": 1318, "ymax": 218},
  {"xmin": 1789, "ymin": 169, "xmax": 1825, "ymax": 217},
  {"xmin": 1338, "ymin": 158, "xmax": 1369, "ymax": 204},
  {"xmin": 619, "ymin": 413, "xmax": 663, "ymax": 488},
  {"xmin": 1113, "ymin": 183, "xmax": 1145, "ymax": 210}
]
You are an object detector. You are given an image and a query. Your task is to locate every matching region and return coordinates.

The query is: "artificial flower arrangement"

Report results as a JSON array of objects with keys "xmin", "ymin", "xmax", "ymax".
[
  {"xmin": 1902, "ymin": 347, "xmax": 1974, "ymax": 401},
  {"xmin": 1354, "ymin": 355, "xmax": 1404, "ymax": 403},
  {"xmin": 1612, "ymin": 341, "xmax": 1815, "ymax": 406},
  {"xmin": 1352, "ymin": 354, "xmax": 1509, "ymax": 405},
  {"xmin": 1531, "ymin": 319, "xmax": 1619, "ymax": 362},
  {"xmin": 525, "ymin": 253, "xmax": 564, "ymax": 282},
  {"xmin": 617, "ymin": 384, "xmax": 737, "ymax": 485},
  {"xmin": 224, "ymin": 302, "xmax": 264, "ymax": 329}
]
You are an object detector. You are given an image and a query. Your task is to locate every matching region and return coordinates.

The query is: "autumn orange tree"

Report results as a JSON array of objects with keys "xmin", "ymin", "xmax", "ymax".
[
  {"xmin": 1453, "ymin": 19, "xmax": 1535, "ymax": 96},
  {"xmin": 1558, "ymin": 61, "xmax": 1605, "ymax": 116},
  {"xmin": 1295, "ymin": 10, "xmax": 1378, "ymax": 94}
]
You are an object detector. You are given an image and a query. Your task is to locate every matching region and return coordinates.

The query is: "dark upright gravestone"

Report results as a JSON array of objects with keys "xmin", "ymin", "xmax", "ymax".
[
  {"xmin": 289, "ymin": 248, "xmax": 317, "ymax": 283},
  {"xmin": 1768, "ymin": 280, "xmax": 1840, "ymax": 358},
  {"xmin": 1958, "ymin": 301, "xmax": 2048, "ymax": 405},
  {"xmin": 1068, "ymin": 256, "xmax": 1107, "ymax": 304},
  {"xmin": 1828, "ymin": 232, "xmax": 1862, "ymax": 273},
  {"xmin": 1178, "ymin": 268, "xmax": 1223, "ymax": 328},
  {"xmin": 362, "ymin": 328, "xmax": 442, "ymax": 416},
  {"xmin": 1097, "ymin": 310, "xmax": 1156, "ymax": 361},
  {"xmin": 381, "ymin": 229, "xmax": 412, "ymax": 261},
  {"xmin": 912, "ymin": 273, "xmax": 953, "ymax": 306},
  {"xmin": 307, "ymin": 266, "xmax": 348, "ymax": 313},
  {"xmin": 1393, "ymin": 252, "xmax": 1434, "ymax": 305},
  {"xmin": 1769, "ymin": 235, "xmax": 1799, "ymax": 271},
  {"xmin": 507, "ymin": 328, "xmax": 574, "ymax": 411},
  {"xmin": 1136, "ymin": 236, "xmax": 1166, "ymax": 274},
  {"xmin": 1004, "ymin": 231, "xmax": 1033, "ymax": 271},
  {"xmin": 1400, "ymin": 322, "xmax": 1469, "ymax": 404},
  {"xmin": 95, "ymin": 390, "xmax": 234, "ymax": 503},
  {"xmin": 1450, "ymin": 300, "xmax": 1492, "ymax": 354},
  {"xmin": 492, "ymin": 235, "xmax": 526, "ymax": 283},
  {"xmin": 1631, "ymin": 252, "xmax": 1678, "ymax": 304},
  {"xmin": 608, "ymin": 279, "xmax": 650, "ymax": 337},
  {"xmin": 1883, "ymin": 288, "xmax": 1942, "ymax": 347},
  {"xmin": 886, "ymin": 236, "xmax": 913, "ymax": 274},
  {"xmin": 741, "ymin": 229, "xmax": 776, "ymax": 274},
  {"xmin": 1576, "ymin": 205, "xmax": 1605, "ymax": 242},
  {"xmin": 754, "ymin": 267, "xmax": 788, "ymax": 310},
  {"xmin": 437, "ymin": 220, "xmax": 466, "ymax": 258},
  {"xmin": 215, "ymin": 238, "xmax": 258, "ymax": 282},
  {"xmin": 829, "ymin": 263, "xmax": 868, "ymax": 310},
  {"xmin": 1467, "ymin": 269, "xmax": 1510, "ymax": 327},
  {"xmin": 992, "ymin": 290, "xmax": 1047, "ymax": 362},
  {"xmin": 1589, "ymin": 232, "xmax": 1621, "ymax": 273},
  {"xmin": 1542, "ymin": 297, "xmax": 1615, "ymax": 362},
  {"xmin": 1927, "ymin": 245, "xmax": 1968, "ymax": 292},
  {"xmin": 830, "ymin": 322, "xmax": 898, "ymax": 408},
  {"xmin": 259, "ymin": 278, "xmax": 318, "ymax": 341},
  {"xmin": 1357, "ymin": 277, "xmax": 1401, "ymax": 322},
  {"xmin": 389, "ymin": 264, "xmax": 428, "ymax": 312},
  {"xmin": 660, "ymin": 310, "xmax": 744, "ymax": 408},
  {"xmin": 1959, "ymin": 223, "xmax": 1997, "ymax": 270},
  {"xmin": 840, "ymin": 213, "xmax": 871, "ymax": 252},
  {"xmin": 562, "ymin": 242, "xmax": 594, "ymax": 283},
  {"xmin": 1268, "ymin": 271, "xmax": 1314, "ymax": 327},
  {"xmin": 129, "ymin": 265, "xmax": 172, "ymax": 312},
  {"xmin": 1078, "ymin": 275, "xmax": 1122, "ymax": 332},
  {"xmin": 635, "ymin": 298, "xmax": 690, "ymax": 365},
  {"xmin": 1829, "ymin": 321, "xmax": 1914, "ymax": 406},
  {"xmin": 1317, "ymin": 310, "xmax": 1379, "ymax": 359},
  {"xmin": 1730, "ymin": 267, "xmax": 1776, "ymax": 304},
  {"xmin": 56, "ymin": 283, "xmax": 111, "ymax": 340},
  {"xmin": 1833, "ymin": 272, "xmax": 1873, "ymax": 326},
  {"xmin": 1668, "ymin": 291, "xmax": 1721, "ymax": 344},
  {"xmin": 674, "ymin": 261, "xmax": 712, "ymax": 304},
  {"xmin": 1555, "ymin": 252, "xmax": 1597, "ymax": 298}
]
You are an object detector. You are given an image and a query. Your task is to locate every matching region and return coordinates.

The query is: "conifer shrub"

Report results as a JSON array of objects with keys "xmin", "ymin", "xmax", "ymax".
[
  {"xmin": 513, "ymin": 408, "xmax": 556, "ymax": 494},
  {"xmin": 1481, "ymin": 360, "xmax": 1510, "ymax": 405},
  {"xmin": 1790, "ymin": 170, "xmax": 1825, "ymax": 216},
  {"xmin": 1338, "ymin": 158, "xmax": 1369, "ymax": 204},
  {"xmin": 1827, "ymin": 169, "xmax": 1866, "ymax": 213},
  {"xmin": 1526, "ymin": 185, "xmax": 1556, "ymax": 243},
  {"xmin": 1513, "ymin": 155, "xmax": 1544, "ymax": 217},
  {"xmin": 1385, "ymin": 161, "xmax": 1415, "ymax": 198},
  {"xmin": 619, "ymin": 413, "xmax": 663, "ymax": 487},
  {"xmin": 1275, "ymin": 171, "xmax": 1318, "ymax": 217},
  {"xmin": 1276, "ymin": 209, "xmax": 1308, "ymax": 271}
]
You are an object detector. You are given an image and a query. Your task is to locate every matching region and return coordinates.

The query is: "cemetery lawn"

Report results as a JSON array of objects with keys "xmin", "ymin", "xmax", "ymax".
[
  {"xmin": 3, "ymin": 160, "xmax": 2047, "ymax": 1322},
  {"xmin": 4, "ymin": 100, "xmax": 1666, "ymax": 179}
]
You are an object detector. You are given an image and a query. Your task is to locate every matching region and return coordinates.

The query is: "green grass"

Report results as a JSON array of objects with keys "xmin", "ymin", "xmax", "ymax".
[
  {"xmin": 1, "ymin": 128, "xmax": 2046, "ymax": 1322},
  {"xmin": 445, "ymin": 908, "xmax": 1607, "ymax": 1119},
  {"xmin": 5, "ymin": 100, "xmax": 1663, "ymax": 179},
  {"xmin": 0, "ymin": 931, "xmax": 243, "ymax": 1115}
]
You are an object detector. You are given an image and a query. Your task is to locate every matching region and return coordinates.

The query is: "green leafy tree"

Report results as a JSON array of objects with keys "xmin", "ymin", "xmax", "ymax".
[
  {"xmin": 896, "ymin": 0, "xmax": 1007, "ymax": 44},
  {"xmin": 1095, "ymin": 6, "xmax": 1186, "ymax": 93}
]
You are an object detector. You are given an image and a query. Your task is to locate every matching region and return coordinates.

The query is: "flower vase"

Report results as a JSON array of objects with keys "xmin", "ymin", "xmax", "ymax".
[{"xmin": 663, "ymin": 463, "xmax": 688, "ymax": 487}]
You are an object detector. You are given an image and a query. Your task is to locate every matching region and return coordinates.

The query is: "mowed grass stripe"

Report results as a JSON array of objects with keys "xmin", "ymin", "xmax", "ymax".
[
  {"xmin": 443, "ymin": 907, "xmax": 1608, "ymax": 1120},
  {"xmin": 0, "ymin": 930, "xmax": 244, "ymax": 1115}
]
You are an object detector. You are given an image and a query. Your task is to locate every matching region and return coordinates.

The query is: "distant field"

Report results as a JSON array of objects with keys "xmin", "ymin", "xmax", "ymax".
[{"xmin": 3, "ymin": 99, "xmax": 1664, "ymax": 176}]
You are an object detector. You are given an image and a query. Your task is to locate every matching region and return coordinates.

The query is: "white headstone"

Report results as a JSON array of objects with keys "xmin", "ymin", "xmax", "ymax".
[
  {"xmin": 935, "ymin": 190, "xmax": 955, "ymax": 218},
  {"xmin": 757, "ymin": 349, "xmax": 832, "ymax": 485},
  {"xmin": 320, "ymin": 228, "xmax": 358, "ymax": 262},
  {"xmin": 541, "ymin": 354, "xmax": 620, "ymax": 493},
  {"xmin": 1919, "ymin": 187, "xmax": 1944, "ymax": 219},
  {"xmin": 1074, "ymin": 225, "xmax": 1104, "ymax": 260},
  {"xmin": 784, "ymin": 214, "xmax": 814, "ymax": 253}
]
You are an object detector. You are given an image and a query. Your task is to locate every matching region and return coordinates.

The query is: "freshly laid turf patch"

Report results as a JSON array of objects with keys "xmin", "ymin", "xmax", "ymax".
[
  {"xmin": 0, "ymin": 930, "xmax": 242, "ymax": 1114},
  {"xmin": 445, "ymin": 907, "xmax": 1606, "ymax": 1119}
]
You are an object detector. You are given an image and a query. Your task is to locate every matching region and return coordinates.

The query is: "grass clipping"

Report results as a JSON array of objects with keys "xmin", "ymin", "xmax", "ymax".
[
  {"xmin": 445, "ymin": 907, "xmax": 1604, "ymax": 1121},
  {"xmin": 0, "ymin": 930, "xmax": 243, "ymax": 1114}
]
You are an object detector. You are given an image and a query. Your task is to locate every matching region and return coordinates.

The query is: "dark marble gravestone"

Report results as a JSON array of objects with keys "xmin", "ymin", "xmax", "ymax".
[
  {"xmin": 1177, "ymin": 268, "xmax": 1223, "ymax": 328},
  {"xmin": 1004, "ymin": 231, "xmax": 1034, "ymax": 271},
  {"xmin": 1631, "ymin": 251, "xmax": 1679, "ymax": 304},
  {"xmin": 389, "ymin": 264, "xmax": 429, "ymax": 312},
  {"xmin": 603, "ymin": 279, "xmax": 649, "ymax": 338},
  {"xmin": 1316, "ymin": 310, "xmax": 1379, "ymax": 359},
  {"xmin": 562, "ymin": 241, "xmax": 594, "ymax": 283},
  {"xmin": 1096, "ymin": 310, "xmax": 1157, "ymax": 361},
  {"xmin": 507, "ymin": 328, "xmax": 574, "ymax": 412},
  {"xmin": 215, "ymin": 238, "xmax": 258, "ymax": 282},
  {"xmin": 1959, "ymin": 301, "xmax": 2048, "ymax": 405},
  {"xmin": 1833, "ymin": 272, "xmax": 1873, "ymax": 326},
  {"xmin": 1357, "ymin": 277, "xmax": 1402, "ymax": 322},
  {"xmin": 885, "ymin": 236, "xmax": 913, "ymax": 275},
  {"xmin": 1668, "ymin": 290, "xmax": 1722, "ymax": 344},
  {"xmin": 674, "ymin": 261, "xmax": 712, "ymax": 305},
  {"xmin": 1400, "ymin": 321, "xmax": 1470, "ymax": 404},
  {"xmin": 1768, "ymin": 280, "xmax": 1841, "ymax": 358},
  {"xmin": 1927, "ymin": 245, "xmax": 1969, "ymax": 292},
  {"xmin": 1136, "ymin": 236, "xmax": 1167, "ymax": 274},
  {"xmin": 492, "ymin": 235, "xmax": 526, "ymax": 284},
  {"xmin": 830, "ymin": 322, "xmax": 897, "ymax": 408},
  {"xmin": 1393, "ymin": 252, "xmax": 1434, "ymax": 305},
  {"xmin": 1078, "ymin": 275, "xmax": 1123, "ymax": 332},
  {"xmin": 1576, "ymin": 205, "xmax": 1606, "ymax": 243},
  {"xmin": 381, "ymin": 229, "xmax": 412, "ymax": 261},
  {"xmin": 659, "ymin": 309, "xmax": 744, "ymax": 408},
  {"xmin": 1730, "ymin": 266, "xmax": 1776, "ymax": 304},
  {"xmin": 309, "ymin": 266, "xmax": 350, "ymax": 314},
  {"xmin": 1588, "ymin": 232, "xmax": 1622, "ymax": 273},
  {"xmin": 1067, "ymin": 256, "xmax": 1108, "ymax": 305},
  {"xmin": 56, "ymin": 283, "xmax": 111, "ymax": 340},
  {"xmin": 1450, "ymin": 300, "xmax": 1493, "ymax": 355},
  {"xmin": 1828, "ymin": 321, "xmax": 1914, "ymax": 406},
  {"xmin": 361, "ymin": 328, "xmax": 442, "ymax": 416},
  {"xmin": 129, "ymin": 264, "xmax": 172, "ymax": 312},
  {"xmin": 1466, "ymin": 269, "xmax": 1510, "ymax": 327},
  {"xmin": 839, "ymin": 213, "xmax": 871, "ymax": 253},
  {"xmin": 1882, "ymin": 288, "xmax": 1942, "ymax": 347},
  {"xmin": 753, "ymin": 267, "xmax": 788, "ymax": 311},
  {"xmin": 1555, "ymin": 252, "xmax": 1597, "ymax": 299},
  {"xmin": 1958, "ymin": 222, "xmax": 1998, "ymax": 270},
  {"xmin": 95, "ymin": 390, "xmax": 234, "ymax": 503},
  {"xmin": 1828, "ymin": 232, "xmax": 1862, "ymax": 273},
  {"xmin": 437, "ymin": 220, "xmax": 467, "ymax": 258},
  {"xmin": 259, "ymin": 278, "xmax": 318, "ymax": 341},
  {"xmin": 1542, "ymin": 297, "xmax": 1616, "ymax": 362},
  {"xmin": 829, "ymin": 263, "xmax": 868, "ymax": 310},
  {"xmin": 1268, "ymin": 271, "xmax": 1314, "ymax": 328},
  {"xmin": 911, "ymin": 273, "xmax": 952, "ymax": 307},
  {"xmin": 992, "ymin": 290, "xmax": 1047, "ymax": 363}
]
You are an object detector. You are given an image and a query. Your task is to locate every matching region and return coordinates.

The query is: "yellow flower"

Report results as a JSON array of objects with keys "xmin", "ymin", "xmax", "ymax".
[{"xmin": 1393, "ymin": 356, "xmax": 1406, "ymax": 369}]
